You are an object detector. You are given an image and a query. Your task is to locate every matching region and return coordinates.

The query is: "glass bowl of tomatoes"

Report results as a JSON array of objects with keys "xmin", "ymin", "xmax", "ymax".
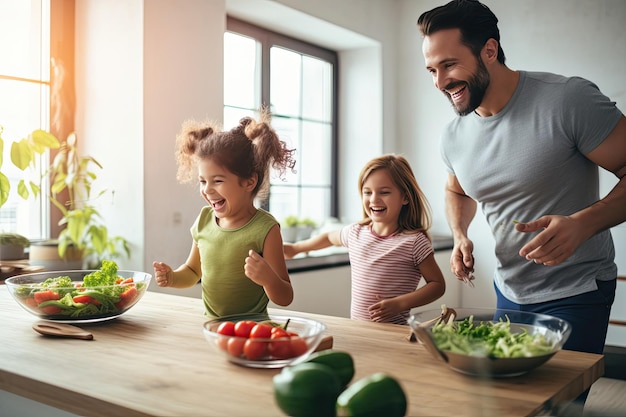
[
  {"xmin": 5, "ymin": 267, "xmax": 152, "ymax": 323},
  {"xmin": 202, "ymin": 313, "xmax": 327, "ymax": 368}
]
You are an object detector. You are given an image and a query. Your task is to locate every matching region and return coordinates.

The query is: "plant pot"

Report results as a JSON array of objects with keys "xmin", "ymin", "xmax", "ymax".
[
  {"xmin": 280, "ymin": 227, "xmax": 299, "ymax": 243},
  {"xmin": 28, "ymin": 240, "xmax": 84, "ymax": 271},
  {"xmin": 0, "ymin": 244, "xmax": 26, "ymax": 261}
]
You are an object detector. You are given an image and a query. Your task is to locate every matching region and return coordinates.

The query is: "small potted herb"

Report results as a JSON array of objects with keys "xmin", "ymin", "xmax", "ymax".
[{"xmin": 0, "ymin": 233, "xmax": 30, "ymax": 261}]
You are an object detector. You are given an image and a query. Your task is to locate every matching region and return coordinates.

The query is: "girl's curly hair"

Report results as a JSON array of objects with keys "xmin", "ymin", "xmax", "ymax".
[{"xmin": 175, "ymin": 107, "xmax": 296, "ymax": 202}]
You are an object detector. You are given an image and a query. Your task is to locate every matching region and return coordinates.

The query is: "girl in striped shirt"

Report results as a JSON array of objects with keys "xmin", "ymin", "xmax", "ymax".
[{"xmin": 284, "ymin": 154, "xmax": 445, "ymax": 325}]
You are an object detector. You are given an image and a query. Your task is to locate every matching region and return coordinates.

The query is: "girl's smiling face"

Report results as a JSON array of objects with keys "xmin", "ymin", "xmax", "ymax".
[
  {"xmin": 361, "ymin": 168, "xmax": 408, "ymax": 233},
  {"xmin": 198, "ymin": 158, "xmax": 257, "ymax": 227}
]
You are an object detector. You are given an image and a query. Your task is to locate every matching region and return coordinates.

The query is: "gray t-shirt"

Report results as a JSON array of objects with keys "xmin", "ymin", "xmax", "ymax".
[{"xmin": 440, "ymin": 71, "xmax": 621, "ymax": 304}]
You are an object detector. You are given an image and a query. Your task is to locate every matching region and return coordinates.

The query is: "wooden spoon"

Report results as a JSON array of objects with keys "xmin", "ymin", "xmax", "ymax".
[{"xmin": 32, "ymin": 321, "xmax": 94, "ymax": 340}]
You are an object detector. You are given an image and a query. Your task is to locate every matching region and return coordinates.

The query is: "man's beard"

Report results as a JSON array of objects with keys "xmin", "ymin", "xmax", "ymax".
[{"xmin": 445, "ymin": 57, "xmax": 490, "ymax": 116}]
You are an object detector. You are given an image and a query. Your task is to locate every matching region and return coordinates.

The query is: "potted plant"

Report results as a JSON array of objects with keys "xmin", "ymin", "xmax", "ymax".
[
  {"xmin": 280, "ymin": 215, "xmax": 301, "ymax": 243},
  {"xmin": 1, "ymin": 127, "xmax": 130, "ymax": 269},
  {"xmin": 280, "ymin": 216, "xmax": 318, "ymax": 242},
  {"xmin": 0, "ymin": 232, "xmax": 30, "ymax": 261}
]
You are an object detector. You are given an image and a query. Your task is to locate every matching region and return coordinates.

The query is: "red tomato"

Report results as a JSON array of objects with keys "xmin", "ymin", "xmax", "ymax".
[
  {"xmin": 115, "ymin": 286, "xmax": 138, "ymax": 310},
  {"xmin": 289, "ymin": 337, "xmax": 309, "ymax": 358},
  {"xmin": 269, "ymin": 331, "xmax": 292, "ymax": 359},
  {"xmin": 216, "ymin": 321, "xmax": 236, "ymax": 336},
  {"xmin": 249, "ymin": 323, "xmax": 273, "ymax": 339},
  {"xmin": 234, "ymin": 320, "xmax": 256, "ymax": 338},
  {"xmin": 217, "ymin": 335, "xmax": 230, "ymax": 352},
  {"xmin": 243, "ymin": 339, "xmax": 268, "ymax": 360},
  {"xmin": 33, "ymin": 290, "xmax": 60, "ymax": 304},
  {"xmin": 227, "ymin": 337, "xmax": 246, "ymax": 358},
  {"xmin": 72, "ymin": 295, "xmax": 96, "ymax": 304},
  {"xmin": 41, "ymin": 305, "xmax": 63, "ymax": 315},
  {"xmin": 24, "ymin": 297, "xmax": 38, "ymax": 309}
]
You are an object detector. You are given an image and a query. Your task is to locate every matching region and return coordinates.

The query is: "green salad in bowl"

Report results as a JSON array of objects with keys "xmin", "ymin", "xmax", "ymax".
[
  {"xmin": 408, "ymin": 308, "xmax": 571, "ymax": 377},
  {"xmin": 5, "ymin": 260, "xmax": 152, "ymax": 323}
]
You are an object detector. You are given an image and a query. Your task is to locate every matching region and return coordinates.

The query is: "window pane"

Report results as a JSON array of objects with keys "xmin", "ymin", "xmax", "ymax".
[
  {"xmin": 0, "ymin": 1, "xmax": 47, "ymax": 80},
  {"xmin": 299, "ymin": 187, "xmax": 330, "ymax": 223},
  {"xmin": 270, "ymin": 47, "xmax": 301, "ymax": 117},
  {"xmin": 223, "ymin": 106, "xmax": 255, "ymax": 130},
  {"xmin": 271, "ymin": 116, "xmax": 299, "ymax": 184},
  {"xmin": 224, "ymin": 32, "xmax": 258, "ymax": 109},
  {"xmin": 0, "ymin": 0, "xmax": 49, "ymax": 241},
  {"xmin": 300, "ymin": 120, "xmax": 331, "ymax": 186},
  {"xmin": 302, "ymin": 56, "xmax": 332, "ymax": 122},
  {"xmin": 225, "ymin": 18, "xmax": 337, "ymax": 223}
]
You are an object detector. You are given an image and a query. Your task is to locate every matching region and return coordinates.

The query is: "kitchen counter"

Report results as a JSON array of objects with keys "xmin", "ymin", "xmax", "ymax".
[
  {"xmin": 0, "ymin": 287, "xmax": 603, "ymax": 417},
  {"xmin": 286, "ymin": 233, "xmax": 453, "ymax": 272}
]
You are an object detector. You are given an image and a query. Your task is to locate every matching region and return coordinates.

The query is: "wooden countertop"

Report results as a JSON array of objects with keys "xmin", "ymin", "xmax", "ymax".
[{"xmin": 0, "ymin": 286, "xmax": 603, "ymax": 417}]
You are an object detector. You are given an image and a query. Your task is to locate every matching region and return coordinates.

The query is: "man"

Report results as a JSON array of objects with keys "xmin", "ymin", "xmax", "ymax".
[{"xmin": 417, "ymin": 0, "xmax": 625, "ymax": 361}]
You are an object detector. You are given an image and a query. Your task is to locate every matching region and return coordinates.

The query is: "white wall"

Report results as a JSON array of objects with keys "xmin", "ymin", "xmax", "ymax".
[
  {"xmin": 74, "ymin": 1, "xmax": 626, "ymax": 309},
  {"xmin": 75, "ymin": 0, "xmax": 144, "ymax": 271}
]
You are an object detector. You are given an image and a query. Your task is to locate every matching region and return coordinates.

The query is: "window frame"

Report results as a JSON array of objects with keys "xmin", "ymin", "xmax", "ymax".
[{"xmin": 226, "ymin": 17, "xmax": 339, "ymax": 218}]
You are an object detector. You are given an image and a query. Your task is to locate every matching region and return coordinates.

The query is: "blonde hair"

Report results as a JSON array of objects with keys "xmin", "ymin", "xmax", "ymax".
[
  {"xmin": 175, "ymin": 108, "xmax": 296, "ymax": 201},
  {"xmin": 357, "ymin": 154, "xmax": 432, "ymax": 235}
]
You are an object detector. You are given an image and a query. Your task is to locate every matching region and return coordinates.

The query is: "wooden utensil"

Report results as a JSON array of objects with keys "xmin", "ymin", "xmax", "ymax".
[
  {"xmin": 32, "ymin": 321, "xmax": 94, "ymax": 340},
  {"xmin": 407, "ymin": 305, "xmax": 457, "ymax": 342}
]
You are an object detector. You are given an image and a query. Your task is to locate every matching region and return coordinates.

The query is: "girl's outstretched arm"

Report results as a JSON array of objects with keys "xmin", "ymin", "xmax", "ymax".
[
  {"xmin": 245, "ymin": 224, "xmax": 294, "ymax": 306},
  {"xmin": 283, "ymin": 230, "xmax": 342, "ymax": 259}
]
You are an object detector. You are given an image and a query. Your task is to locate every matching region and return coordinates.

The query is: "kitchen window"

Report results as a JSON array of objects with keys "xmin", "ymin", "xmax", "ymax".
[
  {"xmin": 224, "ymin": 17, "xmax": 338, "ymax": 225},
  {"xmin": 0, "ymin": 0, "xmax": 51, "ymax": 240}
]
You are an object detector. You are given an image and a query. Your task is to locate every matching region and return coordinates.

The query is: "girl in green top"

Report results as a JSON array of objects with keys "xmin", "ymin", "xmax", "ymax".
[{"xmin": 153, "ymin": 109, "xmax": 296, "ymax": 317}]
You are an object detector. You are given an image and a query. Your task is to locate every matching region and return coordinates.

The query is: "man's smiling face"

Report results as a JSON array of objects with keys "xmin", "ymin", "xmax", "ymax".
[{"xmin": 422, "ymin": 28, "xmax": 490, "ymax": 116}]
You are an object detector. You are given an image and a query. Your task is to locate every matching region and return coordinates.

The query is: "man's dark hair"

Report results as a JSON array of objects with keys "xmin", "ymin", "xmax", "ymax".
[{"xmin": 417, "ymin": 0, "xmax": 506, "ymax": 64}]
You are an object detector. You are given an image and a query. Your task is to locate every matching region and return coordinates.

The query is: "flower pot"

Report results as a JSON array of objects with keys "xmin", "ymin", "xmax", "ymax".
[
  {"xmin": 0, "ymin": 244, "xmax": 26, "ymax": 261},
  {"xmin": 28, "ymin": 240, "xmax": 84, "ymax": 271}
]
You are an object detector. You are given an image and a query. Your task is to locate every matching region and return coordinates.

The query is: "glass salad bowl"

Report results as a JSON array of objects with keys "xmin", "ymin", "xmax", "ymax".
[
  {"xmin": 408, "ymin": 308, "xmax": 572, "ymax": 377},
  {"xmin": 203, "ymin": 313, "xmax": 327, "ymax": 368},
  {"xmin": 5, "ymin": 269, "xmax": 152, "ymax": 323}
]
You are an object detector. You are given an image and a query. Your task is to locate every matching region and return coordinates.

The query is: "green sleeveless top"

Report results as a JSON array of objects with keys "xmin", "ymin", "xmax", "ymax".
[{"xmin": 191, "ymin": 207, "xmax": 278, "ymax": 318}]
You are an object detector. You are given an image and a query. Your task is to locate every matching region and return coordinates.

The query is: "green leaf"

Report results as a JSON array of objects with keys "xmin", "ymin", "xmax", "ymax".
[
  {"xmin": 30, "ymin": 129, "xmax": 61, "ymax": 152},
  {"xmin": 0, "ymin": 172, "xmax": 9, "ymax": 207},
  {"xmin": 10, "ymin": 139, "xmax": 34, "ymax": 170},
  {"xmin": 17, "ymin": 179, "xmax": 29, "ymax": 200}
]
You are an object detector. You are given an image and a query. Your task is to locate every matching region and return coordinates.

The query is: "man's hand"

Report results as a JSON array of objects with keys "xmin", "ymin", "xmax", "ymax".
[
  {"xmin": 516, "ymin": 215, "xmax": 587, "ymax": 265},
  {"xmin": 451, "ymin": 237, "xmax": 475, "ymax": 283}
]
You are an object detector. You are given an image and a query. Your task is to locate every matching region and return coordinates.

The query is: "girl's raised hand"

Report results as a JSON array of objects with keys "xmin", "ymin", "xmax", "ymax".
[
  {"xmin": 152, "ymin": 261, "xmax": 173, "ymax": 287},
  {"xmin": 244, "ymin": 249, "xmax": 273, "ymax": 286}
]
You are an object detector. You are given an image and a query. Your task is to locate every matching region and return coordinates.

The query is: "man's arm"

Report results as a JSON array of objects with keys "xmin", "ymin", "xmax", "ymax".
[
  {"xmin": 518, "ymin": 115, "xmax": 626, "ymax": 265},
  {"xmin": 445, "ymin": 174, "xmax": 478, "ymax": 280}
]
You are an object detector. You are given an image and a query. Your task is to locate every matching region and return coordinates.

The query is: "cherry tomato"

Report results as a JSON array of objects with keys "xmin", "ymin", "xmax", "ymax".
[
  {"xmin": 289, "ymin": 337, "xmax": 309, "ymax": 358},
  {"xmin": 234, "ymin": 320, "xmax": 256, "ymax": 338},
  {"xmin": 269, "ymin": 331, "xmax": 292, "ymax": 359},
  {"xmin": 41, "ymin": 305, "xmax": 63, "ymax": 315},
  {"xmin": 249, "ymin": 323, "xmax": 273, "ymax": 339},
  {"xmin": 271, "ymin": 327, "xmax": 289, "ymax": 337},
  {"xmin": 216, "ymin": 321, "xmax": 236, "ymax": 336},
  {"xmin": 217, "ymin": 335, "xmax": 230, "ymax": 352},
  {"xmin": 243, "ymin": 339, "xmax": 268, "ymax": 360},
  {"xmin": 227, "ymin": 337, "xmax": 246, "ymax": 358}
]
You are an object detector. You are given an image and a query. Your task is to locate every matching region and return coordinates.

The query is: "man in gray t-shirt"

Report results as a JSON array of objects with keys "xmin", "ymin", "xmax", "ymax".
[{"xmin": 417, "ymin": 0, "xmax": 625, "ymax": 362}]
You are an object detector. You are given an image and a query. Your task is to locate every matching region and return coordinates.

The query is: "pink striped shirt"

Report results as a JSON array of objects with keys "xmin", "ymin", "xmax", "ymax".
[{"xmin": 341, "ymin": 223, "xmax": 433, "ymax": 325}]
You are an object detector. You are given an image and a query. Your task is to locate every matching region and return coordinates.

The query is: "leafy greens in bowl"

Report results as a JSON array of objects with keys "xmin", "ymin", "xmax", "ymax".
[
  {"xmin": 408, "ymin": 308, "xmax": 571, "ymax": 377},
  {"xmin": 5, "ymin": 260, "xmax": 151, "ymax": 323}
]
